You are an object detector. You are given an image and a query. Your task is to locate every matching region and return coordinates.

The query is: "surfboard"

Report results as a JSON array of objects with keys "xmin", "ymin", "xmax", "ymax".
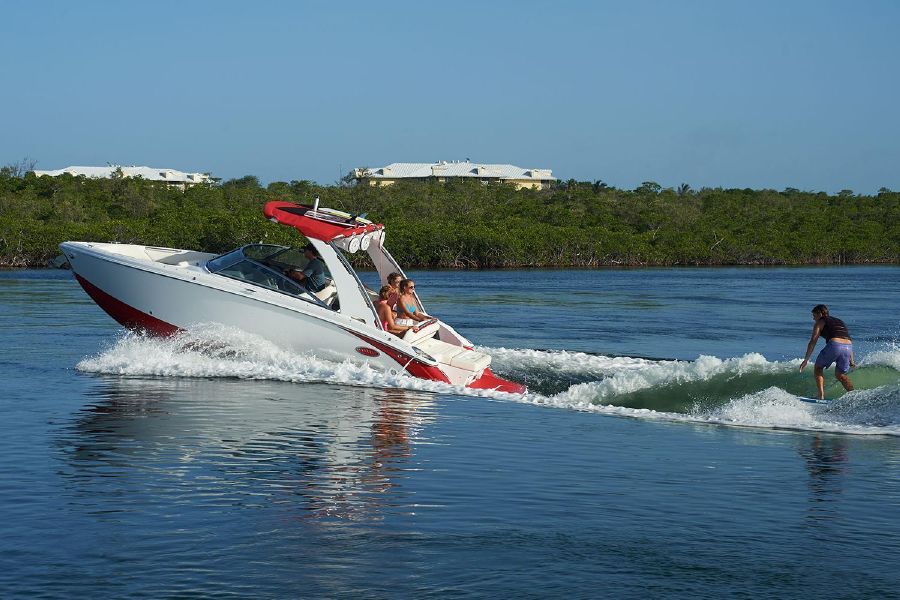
[
  {"xmin": 796, "ymin": 396, "xmax": 830, "ymax": 404},
  {"xmin": 306, "ymin": 207, "xmax": 373, "ymax": 227}
]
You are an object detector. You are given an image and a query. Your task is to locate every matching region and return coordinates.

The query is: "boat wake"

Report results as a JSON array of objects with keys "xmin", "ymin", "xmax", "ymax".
[
  {"xmin": 76, "ymin": 326, "xmax": 900, "ymax": 436},
  {"xmin": 488, "ymin": 345, "xmax": 900, "ymax": 436},
  {"xmin": 76, "ymin": 325, "xmax": 513, "ymax": 397}
]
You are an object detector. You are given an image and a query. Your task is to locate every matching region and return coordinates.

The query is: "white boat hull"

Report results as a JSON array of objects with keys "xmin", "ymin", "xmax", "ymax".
[{"xmin": 61, "ymin": 242, "xmax": 521, "ymax": 392}]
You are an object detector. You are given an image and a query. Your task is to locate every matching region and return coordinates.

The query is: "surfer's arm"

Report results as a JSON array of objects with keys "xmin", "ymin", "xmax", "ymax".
[{"xmin": 799, "ymin": 322, "xmax": 823, "ymax": 371}]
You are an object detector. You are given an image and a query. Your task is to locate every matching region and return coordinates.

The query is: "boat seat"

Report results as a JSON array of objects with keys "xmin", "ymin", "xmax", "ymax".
[
  {"xmin": 415, "ymin": 337, "xmax": 491, "ymax": 373},
  {"xmin": 401, "ymin": 319, "xmax": 440, "ymax": 344},
  {"xmin": 447, "ymin": 346, "xmax": 491, "ymax": 372},
  {"xmin": 314, "ymin": 280, "xmax": 338, "ymax": 307}
]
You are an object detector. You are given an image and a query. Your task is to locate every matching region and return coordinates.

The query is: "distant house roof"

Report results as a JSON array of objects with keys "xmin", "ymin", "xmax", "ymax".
[
  {"xmin": 357, "ymin": 160, "xmax": 556, "ymax": 182},
  {"xmin": 33, "ymin": 165, "xmax": 210, "ymax": 184}
]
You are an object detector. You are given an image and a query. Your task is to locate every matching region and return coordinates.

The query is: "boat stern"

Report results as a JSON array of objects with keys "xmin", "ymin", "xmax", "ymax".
[
  {"xmin": 467, "ymin": 368, "xmax": 526, "ymax": 394},
  {"xmin": 406, "ymin": 323, "xmax": 525, "ymax": 394}
]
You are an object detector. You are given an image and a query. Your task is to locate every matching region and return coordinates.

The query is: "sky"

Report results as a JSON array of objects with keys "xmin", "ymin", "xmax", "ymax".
[{"xmin": 1, "ymin": 0, "xmax": 898, "ymax": 193}]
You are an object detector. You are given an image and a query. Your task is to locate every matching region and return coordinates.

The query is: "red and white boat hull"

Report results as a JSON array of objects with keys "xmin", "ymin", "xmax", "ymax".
[{"xmin": 61, "ymin": 241, "xmax": 523, "ymax": 393}]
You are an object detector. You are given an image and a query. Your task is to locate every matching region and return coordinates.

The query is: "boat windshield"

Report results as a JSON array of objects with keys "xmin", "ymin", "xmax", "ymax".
[
  {"xmin": 206, "ymin": 245, "xmax": 333, "ymax": 306},
  {"xmin": 206, "ymin": 244, "xmax": 303, "ymax": 293},
  {"xmin": 206, "ymin": 247, "xmax": 246, "ymax": 273},
  {"xmin": 214, "ymin": 259, "xmax": 305, "ymax": 295},
  {"xmin": 243, "ymin": 244, "xmax": 293, "ymax": 263},
  {"xmin": 206, "ymin": 244, "xmax": 296, "ymax": 272}
]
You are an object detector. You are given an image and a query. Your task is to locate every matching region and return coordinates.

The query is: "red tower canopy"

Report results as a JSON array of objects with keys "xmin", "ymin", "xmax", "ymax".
[{"xmin": 264, "ymin": 201, "xmax": 382, "ymax": 242}]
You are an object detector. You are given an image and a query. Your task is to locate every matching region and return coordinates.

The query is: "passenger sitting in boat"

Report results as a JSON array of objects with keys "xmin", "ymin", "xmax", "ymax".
[
  {"xmin": 396, "ymin": 279, "xmax": 430, "ymax": 327},
  {"xmin": 377, "ymin": 285, "xmax": 411, "ymax": 337},
  {"xmin": 386, "ymin": 272, "xmax": 402, "ymax": 312},
  {"xmin": 285, "ymin": 243, "xmax": 328, "ymax": 293}
]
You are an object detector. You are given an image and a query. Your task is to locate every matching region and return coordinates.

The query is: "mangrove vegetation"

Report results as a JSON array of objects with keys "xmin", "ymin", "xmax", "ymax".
[{"xmin": 1, "ymin": 169, "xmax": 898, "ymax": 268}]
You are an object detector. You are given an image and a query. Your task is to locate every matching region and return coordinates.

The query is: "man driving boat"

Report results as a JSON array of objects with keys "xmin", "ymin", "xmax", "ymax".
[{"xmin": 285, "ymin": 243, "xmax": 328, "ymax": 293}]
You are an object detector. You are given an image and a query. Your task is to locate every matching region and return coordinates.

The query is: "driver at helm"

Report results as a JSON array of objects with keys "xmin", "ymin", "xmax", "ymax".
[{"xmin": 285, "ymin": 243, "xmax": 328, "ymax": 293}]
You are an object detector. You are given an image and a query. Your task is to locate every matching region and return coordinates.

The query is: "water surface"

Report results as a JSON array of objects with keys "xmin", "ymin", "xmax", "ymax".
[{"xmin": 1, "ymin": 266, "xmax": 898, "ymax": 597}]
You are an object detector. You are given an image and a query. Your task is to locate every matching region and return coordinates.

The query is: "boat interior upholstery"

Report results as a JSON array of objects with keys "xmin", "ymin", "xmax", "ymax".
[{"xmin": 313, "ymin": 280, "xmax": 338, "ymax": 307}]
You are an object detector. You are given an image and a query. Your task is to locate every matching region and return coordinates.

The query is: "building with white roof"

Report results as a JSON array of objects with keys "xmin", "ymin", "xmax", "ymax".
[
  {"xmin": 33, "ymin": 165, "xmax": 212, "ymax": 190},
  {"xmin": 350, "ymin": 160, "xmax": 556, "ymax": 190}
]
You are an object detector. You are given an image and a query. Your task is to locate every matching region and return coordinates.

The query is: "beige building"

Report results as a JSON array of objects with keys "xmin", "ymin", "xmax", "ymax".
[
  {"xmin": 351, "ymin": 160, "xmax": 556, "ymax": 190},
  {"xmin": 34, "ymin": 165, "xmax": 212, "ymax": 190}
]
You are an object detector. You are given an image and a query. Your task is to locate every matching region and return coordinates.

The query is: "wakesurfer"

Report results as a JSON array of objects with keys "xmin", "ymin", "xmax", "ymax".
[{"xmin": 799, "ymin": 304, "xmax": 855, "ymax": 400}]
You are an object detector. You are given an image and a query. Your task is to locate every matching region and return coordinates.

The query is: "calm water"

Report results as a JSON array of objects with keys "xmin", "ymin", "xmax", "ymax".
[{"xmin": 1, "ymin": 266, "xmax": 899, "ymax": 598}]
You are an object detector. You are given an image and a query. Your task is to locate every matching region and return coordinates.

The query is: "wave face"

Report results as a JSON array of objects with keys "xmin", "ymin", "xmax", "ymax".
[
  {"xmin": 77, "ymin": 327, "xmax": 900, "ymax": 436},
  {"xmin": 488, "ymin": 346, "xmax": 900, "ymax": 436}
]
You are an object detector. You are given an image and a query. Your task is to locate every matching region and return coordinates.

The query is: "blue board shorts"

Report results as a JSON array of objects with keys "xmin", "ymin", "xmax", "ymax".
[{"xmin": 815, "ymin": 340, "xmax": 853, "ymax": 374}]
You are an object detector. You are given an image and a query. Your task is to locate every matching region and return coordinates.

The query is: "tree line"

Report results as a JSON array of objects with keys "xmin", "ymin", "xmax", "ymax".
[{"xmin": 0, "ymin": 169, "xmax": 898, "ymax": 268}]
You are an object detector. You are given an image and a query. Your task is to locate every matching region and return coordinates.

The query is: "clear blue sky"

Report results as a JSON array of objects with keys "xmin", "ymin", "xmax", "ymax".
[{"xmin": 2, "ymin": 0, "xmax": 898, "ymax": 193}]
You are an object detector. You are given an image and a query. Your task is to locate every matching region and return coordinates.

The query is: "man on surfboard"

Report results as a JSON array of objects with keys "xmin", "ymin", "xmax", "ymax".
[{"xmin": 799, "ymin": 304, "xmax": 855, "ymax": 400}]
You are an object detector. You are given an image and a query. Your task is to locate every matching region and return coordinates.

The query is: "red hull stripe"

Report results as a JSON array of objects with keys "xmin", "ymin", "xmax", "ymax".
[
  {"xmin": 467, "ymin": 368, "xmax": 527, "ymax": 394},
  {"xmin": 347, "ymin": 331, "xmax": 525, "ymax": 392},
  {"xmin": 347, "ymin": 331, "xmax": 451, "ymax": 384},
  {"xmin": 75, "ymin": 274, "xmax": 180, "ymax": 336}
]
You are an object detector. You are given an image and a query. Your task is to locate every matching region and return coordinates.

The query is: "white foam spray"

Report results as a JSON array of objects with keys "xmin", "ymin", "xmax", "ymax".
[
  {"xmin": 77, "ymin": 328, "xmax": 900, "ymax": 436},
  {"xmin": 76, "ymin": 325, "xmax": 522, "ymax": 400}
]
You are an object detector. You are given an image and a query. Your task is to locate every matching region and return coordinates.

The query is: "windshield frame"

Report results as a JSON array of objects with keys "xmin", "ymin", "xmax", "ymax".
[{"xmin": 205, "ymin": 245, "xmax": 333, "ymax": 309}]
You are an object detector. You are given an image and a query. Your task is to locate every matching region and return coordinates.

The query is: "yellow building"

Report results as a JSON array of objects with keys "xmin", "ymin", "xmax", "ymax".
[{"xmin": 351, "ymin": 160, "xmax": 556, "ymax": 190}]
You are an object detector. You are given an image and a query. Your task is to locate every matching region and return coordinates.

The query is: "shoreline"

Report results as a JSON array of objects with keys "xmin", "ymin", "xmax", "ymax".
[
  {"xmin": 3, "ymin": 177, "xmax": 898, "ymax": 270},
  {"xmin": 5, "ymin": 259, "xmax": 898, "ymax": 271}
]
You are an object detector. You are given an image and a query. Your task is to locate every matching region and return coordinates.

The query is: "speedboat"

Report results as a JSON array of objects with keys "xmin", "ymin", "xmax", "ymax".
[{"xmin": 60, "ymin": 200, "xmax": 525, "ymax": 393}]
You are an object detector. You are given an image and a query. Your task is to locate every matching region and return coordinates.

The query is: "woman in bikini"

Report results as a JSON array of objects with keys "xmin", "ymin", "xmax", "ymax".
[
  {"xmin": 396, "ymin": 279, "xmax": 429, "ymax": 327},
  {"xmin": 385, "ymin": 272, "xmax": 402, "ymax": 313},
  {"xmin": 376, "ymin": 285, "xmax": 411, "ymax": 337}
]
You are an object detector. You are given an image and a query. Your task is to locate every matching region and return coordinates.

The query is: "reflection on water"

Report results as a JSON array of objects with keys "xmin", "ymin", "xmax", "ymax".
[
  {"xmin": 800, "ymin": 436, "xmax": 848, "ymax": 497},
  {"xmin": 798, "ymin": 435, "xmax": 848, "ymax": 525},
  {"xmin": 61, "ymin": 377, "xmax": 436, "ymax": 523}
]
